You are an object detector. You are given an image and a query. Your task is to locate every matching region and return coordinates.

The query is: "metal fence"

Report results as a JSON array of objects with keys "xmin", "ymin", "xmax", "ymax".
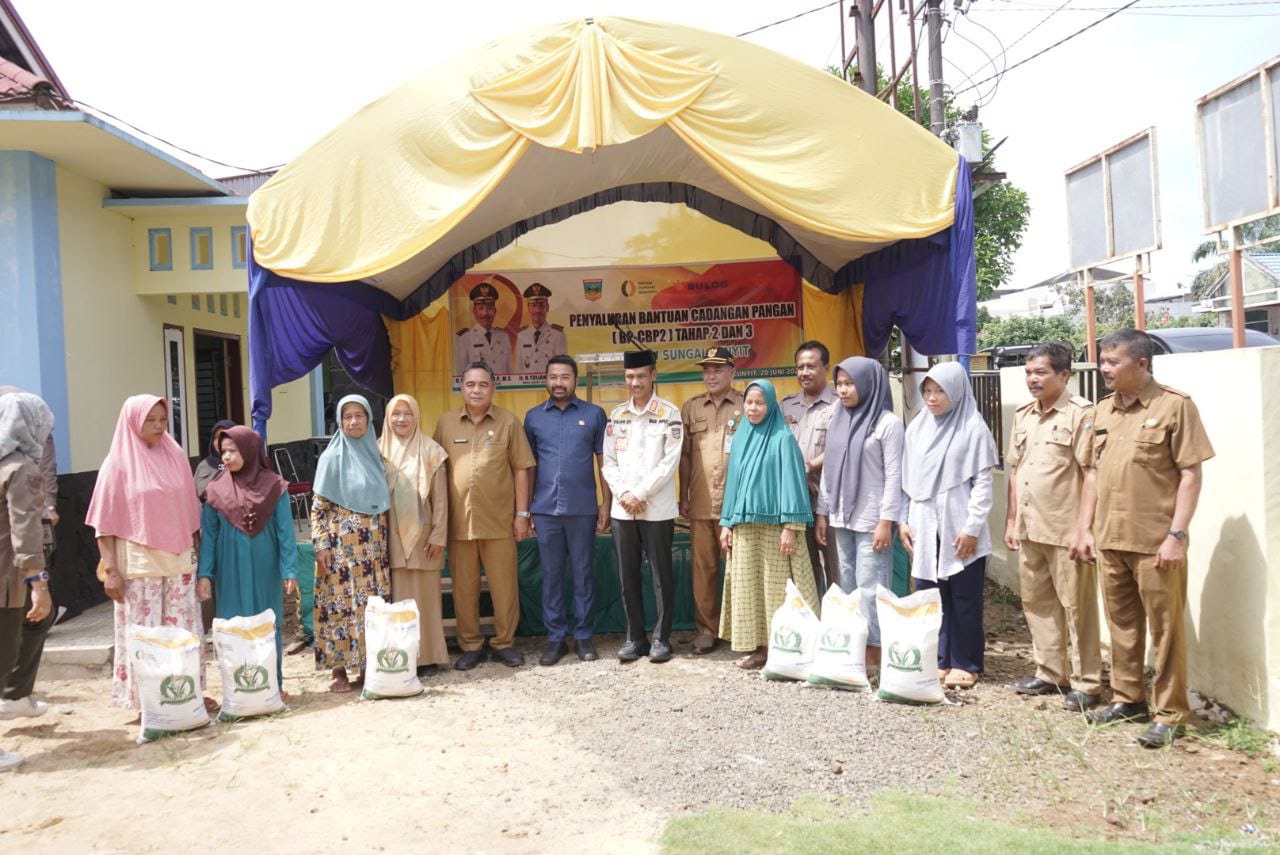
[
  {"xmin": 969, "ymin": 371, "xmax": 1004, "ymax": 467},
  {"xmin": 1073, "ymin": 364, "xmax": 1105, "ymax": 402}
]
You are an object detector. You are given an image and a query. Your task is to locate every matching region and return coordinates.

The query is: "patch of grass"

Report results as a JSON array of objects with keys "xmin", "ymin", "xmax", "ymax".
[
  {"xmin": 661, "ymin": 790, "xmax": 1199, "ymax": 854},
  {"xmin": 1261, "ymin": 759, "xmax": 1280, "ymax": 775},
  {"xmin": 1194, "ymin": 717, "xmax": 1275, "ymax": 759}
]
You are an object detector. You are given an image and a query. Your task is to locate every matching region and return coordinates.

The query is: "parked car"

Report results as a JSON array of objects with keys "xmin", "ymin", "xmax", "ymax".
[{"xmin": 1079, "ymin": 327, "xmax": 1280, "ymax": 361}]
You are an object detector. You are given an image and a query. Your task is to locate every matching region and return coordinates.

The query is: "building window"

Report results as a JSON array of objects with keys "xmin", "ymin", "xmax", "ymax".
[
  {"xmin": 232, "ymin": 294, "xmax": 241, "ymax": 318},
  {"xmin": 206, "ymin": 294, "xmax": 215, "ymax": 313},
  {"xmin": 166, "ymin": 294, "xmax": 176, "ymax": 305},
  {"xmin": 191, "ymin": 295, "xmax": 201, "ymax": 310},
  {"xmin": 190, "ymin": 227, "xmax": 214, "ymax": 270},
  {"xmin": 231, "ymin": 226, "xmax": 248, "ymax": 269},
  {"xmin": 220, "ymin": 294, "xmax": 228, "ymax": 316},
  {"xmin": 148, "ymin": 228, "xmax": 173, "ymax": 271}
]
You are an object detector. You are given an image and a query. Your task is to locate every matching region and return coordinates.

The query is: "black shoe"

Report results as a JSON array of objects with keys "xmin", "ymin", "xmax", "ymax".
[
  {"xmin": 416, "ymin": 664, "xmax": 439, "ymax": 678},
  {"xmin": 617, "ymin": 640, "xmax": 650, "ymax": 662},
  {"xmin": 1137, "ymin": 722, "xmax": 1184, "ymax": 748},
  {"xmin": 539, "ymin": 641, "xmax": 569, "ymax": 667},
  {"xmin": 1014, "ymin": 677, "xmax": 1069, "ymax": 696},
  {"xmin": 454, "ymin": 650, "xmax": 485, "ymax": 671},
  {"xmin": 1086, "ymin": 701, "xmax": 1151, "ymax": 725},
  {"xmin": 491, "ymin": 647, "xmax": 525, "ymax": 668},
  {"xmin": 1063, "ymin": 690, "xmax": 1102, "ymax": 712},
  {"xmin": 576, "ymin": 639, "xmax": 598, "ymax": 661},
  {"xmin": 649, "ymin": 640, "xmax": 673, "ymax": 663}
]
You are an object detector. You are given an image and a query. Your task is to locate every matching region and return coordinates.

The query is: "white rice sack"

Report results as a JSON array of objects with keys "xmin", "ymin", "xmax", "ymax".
[
  {"xmin": 362, "ymin": 596, "xmax": 424, "ymax": 700},
  {"xmin": 213, "ymin": 609, "xmax": 285, "ymax": 721},
  {"xmin": 127, "ymin": 624, "xmax": 210, "ymax": 743},
  {"xmin": 875, "ymin": 585, "xmax": 945, "ymax": 705},
  {"xmin": 762, "ymin": 579, "xmax": 821, "ymax": 682},
  {"xmin": 806, "ymin": 585, "xmax": 871, "ymax": 691}
]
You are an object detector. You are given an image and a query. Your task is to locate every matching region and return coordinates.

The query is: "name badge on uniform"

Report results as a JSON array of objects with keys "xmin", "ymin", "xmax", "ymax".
[
  {"xmin": 453, "ymin": 438, "xmax": 468, "ymax": 444},
  {"xmin": 723, "ymin": 432, "xmax": 733, "ymax": 454}
]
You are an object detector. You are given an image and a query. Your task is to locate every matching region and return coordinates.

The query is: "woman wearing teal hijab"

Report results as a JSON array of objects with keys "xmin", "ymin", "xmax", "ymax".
[
  {"xmin": 311, "ymin": 395, "xmax": 392, "ymax": 693},
  {"xmin": 718, "ymin": 380, "xmax": 821, "ymax": 669}
]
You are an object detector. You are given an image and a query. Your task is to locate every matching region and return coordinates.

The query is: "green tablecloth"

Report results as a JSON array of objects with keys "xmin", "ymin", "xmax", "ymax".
[{"xmin": 296, "ymin": 528, "xmax": 905, "ymax": 640}]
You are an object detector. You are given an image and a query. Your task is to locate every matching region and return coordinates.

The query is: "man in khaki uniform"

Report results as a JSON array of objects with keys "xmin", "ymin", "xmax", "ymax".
[
  {"xmin": 1082, "ymin": 328, "xmax": 1214, "ymax": 748},
  {"xmin": 434, "ymin": 362, "xmax": 536, "ymax": 671},
  {"xmin": 1003, "ymin": 343, "xmax": 1103, "ymax": 713},
  {"xmin": 679, "ymin": 346, "xmax": 743, "ymax": 654},
  {"xmin": 779, "ymin": 340, "xmax": 838, "ymax": 592},
  {"xmin": 0, "ymin": 391, "xmax": 55, "ymax": 770}
]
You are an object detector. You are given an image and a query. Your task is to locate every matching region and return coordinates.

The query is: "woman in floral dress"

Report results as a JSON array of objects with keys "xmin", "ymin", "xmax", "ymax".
[{"xmin": 311, "ymin": 395, "xmax": 391, "ymax": 693}]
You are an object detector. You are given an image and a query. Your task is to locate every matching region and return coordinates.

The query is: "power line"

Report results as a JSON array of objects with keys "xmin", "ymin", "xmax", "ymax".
[
  {"xmin": 954, "ymin": 0, "xmax": 1144, "ymax": 94},
  {"xmin": 736, "ymin": 1, "xmax": 841, "ymax": 37},
  {"xmin": 73, "ymin": 98, "xmax": 280, "ymax": 176},
  {"xmin": 989, "ymin": 0, "xmax": 1278, "ymax": 7},
  {"xmin": 973, "ymin": 0, "xmax": 1072, "ymax": 83},
  {"xmin": 956, "ymin": 14, "xmax": 1010, "ymax": 105}
]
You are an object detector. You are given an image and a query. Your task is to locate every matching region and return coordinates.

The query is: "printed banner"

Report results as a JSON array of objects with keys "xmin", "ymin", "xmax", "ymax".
[{"xmin": 448, "ymin": 259, "xmax": 803, "ymax": 388}]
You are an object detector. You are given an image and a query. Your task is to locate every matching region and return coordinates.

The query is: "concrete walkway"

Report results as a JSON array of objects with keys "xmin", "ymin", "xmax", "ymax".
[{"xmin": 41, "ymin": 601, "xmax": 114, "ymax": 680}]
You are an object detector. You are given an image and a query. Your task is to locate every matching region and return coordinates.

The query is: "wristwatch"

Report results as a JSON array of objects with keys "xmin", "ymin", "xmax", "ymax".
[
  {"xmin": 24, "ymin": 570, "xmax": 50, "ymax": 585},
  {"xmin": 515, "ymin": 511, "xmax": 531, "ymax": 519},
  {"xmin": 1167, "ymin": 530, "xmax": 1187, "ymax": 541}
]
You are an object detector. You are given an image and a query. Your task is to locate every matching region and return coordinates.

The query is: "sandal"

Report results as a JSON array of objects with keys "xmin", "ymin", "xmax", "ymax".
[
  {"xmin": 736, "ymin": 651, "xmax": 767, "ymax": 670},
  {"xmin": 945, "ymin": 669, "xmax": 977, "ymax": 689},
  {"xmin": 939, "ymin": 668, "xmax": 951, "ymax": 684}
]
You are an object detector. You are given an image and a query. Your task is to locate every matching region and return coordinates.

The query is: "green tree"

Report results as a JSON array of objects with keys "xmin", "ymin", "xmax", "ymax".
[
  {"xmin": 826, "ymin": 66, "xmax": 1032, "ymax": 301},
  {"xmin": 977, "ymin": 314, "xmax": 1077, "ymax": 349}
]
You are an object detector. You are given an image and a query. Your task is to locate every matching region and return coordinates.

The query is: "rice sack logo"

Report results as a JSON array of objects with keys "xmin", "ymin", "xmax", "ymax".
[
  {"xmin": 582, "ymin": 278, "xmax": 603, "ymax": 302},
  {"xmin": 887, "ymin": 642, "xmax": 923, "ymax": 673},
  {"xmin": 376, "ymin": 645, "xmax": 410, "ymax": 674},
  {"xmin": 772, "ymin": 627, "xmax": 803, "ymax": 654},
  {"xmin": 233, "ymin": 663, "xmax": 271, "ymax": 693},
  {"xmin": 819, "ymin": 627, "xmax": 851, "ymax": 654},
  {"xmin": 159, "ymin": 674, "xmax": 197, "ymax": 705}
]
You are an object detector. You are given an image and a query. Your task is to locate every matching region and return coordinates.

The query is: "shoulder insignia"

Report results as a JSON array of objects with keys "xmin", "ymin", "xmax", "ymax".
[
  {"xmin": 551, "ymin": 323, "xmax": 564, "ymax": 331},
  {"xmin": 1159, "ymin": 384, "xmax": 1191, "ymax": 399},
  {"xmin": 1014, "ymin": 400, "xmax": 1035, "ymax": 413},
  {"xmin": 457, "ymin": 328, "xmax": 468, "ymax": 336}
]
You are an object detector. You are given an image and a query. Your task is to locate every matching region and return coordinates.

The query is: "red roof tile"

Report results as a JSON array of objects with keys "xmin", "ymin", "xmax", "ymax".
[{"xmin": 0, "ymin": 55, "xmax": 48, "ymax": 97}]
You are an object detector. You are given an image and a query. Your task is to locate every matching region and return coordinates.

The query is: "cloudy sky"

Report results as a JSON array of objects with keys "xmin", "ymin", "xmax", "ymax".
[{"xmin": 16, "ymin": 0, "xmax": 1280, "ymax": 293}]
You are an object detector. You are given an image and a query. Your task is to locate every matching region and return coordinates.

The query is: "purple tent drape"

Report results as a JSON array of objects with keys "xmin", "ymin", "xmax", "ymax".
[
  {"xmin": 858, "ymin": 154, "xmax": 977, "ymax": 357},
  {"xmin": 248, "ymin": 242, "xmax": 396, "ymax": 436}
]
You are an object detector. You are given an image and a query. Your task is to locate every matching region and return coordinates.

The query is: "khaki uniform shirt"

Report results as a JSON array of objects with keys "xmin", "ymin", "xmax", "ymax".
[
  {"xmin": 1093, "ymin": 379, "xmax": 1214, "ymax": 554},
  {"xmin": 434, "ymin": 405, "xmax": 535, "ymax": 541},
  {"xmin": 779, "ymin": 386, "xmax": 836, "ymax": 497},
  {"xmin": 0, "ymin": 451, "xmax": 45, "ymax": 607},
  {"xmin": 1006, "ymin": 389, "xmax": 1094, "ymax": 548},
  {"xmin": 601, "ymin": 394, "xmax": 683, "ymax": 521},
  {"xmin": 514, "ymin": 324, "xmax": 569, "ymax": 375},
  {"xmin": 680, "ymin": 389, "xmax": 744, "ymax": 520},
  {"xmin": 454, "ymin": 325, "xmax": 513, "ymax": 376}
]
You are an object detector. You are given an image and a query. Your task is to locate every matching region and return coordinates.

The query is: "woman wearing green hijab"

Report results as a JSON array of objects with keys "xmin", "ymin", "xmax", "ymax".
[
  {"xmin": 311, "ymin": 395, "xmax": 392, "ymax": 693},
  {"xmin": 718, "ymin": 380, "xmax": 820, "ymax": 669}
]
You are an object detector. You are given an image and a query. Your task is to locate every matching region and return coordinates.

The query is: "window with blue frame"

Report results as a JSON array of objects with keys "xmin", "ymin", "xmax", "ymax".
[
  {"xmin": 148, "ymin": 228, "xmax": 173, "ymax": 271},
  {"xmin": 190, "ymin": 227, "xmax": 214, "ymax": 270},
  {"xmin": 231, "ymin": 226, "xmax": 248, "ymax": 269}
]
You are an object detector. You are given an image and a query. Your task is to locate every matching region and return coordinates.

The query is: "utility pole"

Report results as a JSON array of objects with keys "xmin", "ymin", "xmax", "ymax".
[
  {"xmin": 926, "ymin": 0, "xmax": 945, "ymax": 136},
  {"xmin": 853, "ymin": 0, "xmax": 877, "ymax": 96}
]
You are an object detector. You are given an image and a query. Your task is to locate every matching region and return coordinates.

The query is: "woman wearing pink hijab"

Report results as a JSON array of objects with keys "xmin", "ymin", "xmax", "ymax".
[{"xmin": 87, "ymin": 395, "xmax": 206, "ymax": 713}]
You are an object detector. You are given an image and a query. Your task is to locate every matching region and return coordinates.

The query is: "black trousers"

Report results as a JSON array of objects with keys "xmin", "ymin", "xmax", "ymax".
[
  {"xmin": 611, "ymin": 518, "xmax": 674, "ymax": 645},
  {"xmin": 0, "ymin": 588, "xmax": 55, "ymax": 701}
]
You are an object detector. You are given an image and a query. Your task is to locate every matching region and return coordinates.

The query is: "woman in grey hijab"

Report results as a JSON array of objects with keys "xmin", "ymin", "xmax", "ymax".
[
  {"xmin": 814, "ymin": 356, "xmax": 903, "ymax": 670},
  {"xmin": 899, "ymin": 362, "xmax": 998, "ymax": 690}
]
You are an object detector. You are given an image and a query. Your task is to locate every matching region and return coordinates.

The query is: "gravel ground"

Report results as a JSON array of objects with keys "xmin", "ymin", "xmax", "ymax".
[{"xmin": 4, "ymin": 580, "xmax": 1277, "ymax": 851}]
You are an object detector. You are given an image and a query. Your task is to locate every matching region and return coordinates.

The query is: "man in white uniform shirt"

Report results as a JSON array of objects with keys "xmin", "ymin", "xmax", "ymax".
[
  {"xmin": 514, "ymin": 283, "xmax": 568, "ymax": 375},
  {"xmin": 601, "ymin": 349, "xmax": 682, "ymax": 663},
  {"xmin": 454, "ymin": 281, "xmax": 513, "ymax": 375}
]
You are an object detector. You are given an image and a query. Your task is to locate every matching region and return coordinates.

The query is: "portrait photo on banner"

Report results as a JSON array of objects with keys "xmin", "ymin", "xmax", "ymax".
[{"xmin": 446, "ymin": 259, "xmax": 805, "ymax": 388}]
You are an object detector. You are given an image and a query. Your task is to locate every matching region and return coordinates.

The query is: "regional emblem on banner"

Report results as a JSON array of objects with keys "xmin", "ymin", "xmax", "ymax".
[{"xmin": 583, "ymin": 278, "xmax": 603, "ymax": 302}]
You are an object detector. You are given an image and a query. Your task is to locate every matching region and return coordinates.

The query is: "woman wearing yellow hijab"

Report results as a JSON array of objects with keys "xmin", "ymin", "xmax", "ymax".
[{"xmin": 378, "ymin": 394, "xmax": 450, "ymax": 676}]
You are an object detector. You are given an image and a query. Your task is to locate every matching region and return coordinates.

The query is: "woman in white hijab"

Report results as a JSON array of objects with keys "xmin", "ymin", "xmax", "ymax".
[{"xmin": 899, "ymin": 362, "xmax": 998, "ymax": 690}]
